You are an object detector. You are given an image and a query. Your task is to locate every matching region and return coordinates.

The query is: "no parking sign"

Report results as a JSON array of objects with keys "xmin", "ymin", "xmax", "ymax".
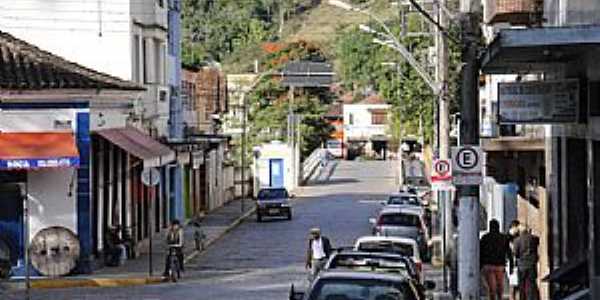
[{"xmin": 431, "ymin": 159, "xmax": 452, "ymax": 189}]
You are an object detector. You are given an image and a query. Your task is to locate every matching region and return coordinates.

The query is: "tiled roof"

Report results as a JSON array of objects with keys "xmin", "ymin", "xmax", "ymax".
[
  {"xmin": 325, "ymin": 103, "xmax": 343, "ymax": 117},
  {"xmin": 358, "ymin": 94, "xmax": 387, "ymax": 105},
  {"xmin": 0, "ymin": 31, "xmax": 143, "ymax": 91}
]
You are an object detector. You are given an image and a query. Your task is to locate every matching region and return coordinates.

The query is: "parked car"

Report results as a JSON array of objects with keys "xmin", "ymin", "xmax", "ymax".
[
  {"xmin": 255, "ymin": 187, "xmax": 293, "ymax": 222},
  {"xmin": 370, "ymin": 207, "xmax": 430, "ymax": 260},
  {"xmin": 353, "ymin": 236, "xmax": 423, "ymax": 282},
  {"xmin": 289, "ymin": 270, "xmax": 433, "ymax": 300},
  {"xmin": 385, "ymin": 192, "xmax": 421, "ymax": 207},
  {"xmin": 325, "ymin": 250, "xmax": 419, "ymax": 283}
]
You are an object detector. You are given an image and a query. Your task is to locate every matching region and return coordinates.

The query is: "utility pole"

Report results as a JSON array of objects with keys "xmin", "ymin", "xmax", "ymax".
[
  {"xmin": 437, "ymin": 0, "xmax": 450, "ymax": 161},
  {"xmin": 457, "ymin": 0, "xmax": 482, "ymax": 299},
  {"xmin": 435, "ymin": 0, "xmax": 454, "ymax": 294}
]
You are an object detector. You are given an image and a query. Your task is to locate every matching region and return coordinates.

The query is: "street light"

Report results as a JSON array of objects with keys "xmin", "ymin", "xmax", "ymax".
[{"xmin": 329, "ymin": 0, "xmax": 441, "ymax": 95}]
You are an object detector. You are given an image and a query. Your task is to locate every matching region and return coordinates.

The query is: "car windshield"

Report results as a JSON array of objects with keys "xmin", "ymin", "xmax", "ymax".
[
  {"xmin": 357, "ymin": 242, "xmax": 414, "ymax": 257},
  {"xmin": 379, "ymin": 214, "xmax": 420, "ymax": 227},
  {"xmin": 387, "ymin": 196, "xmax": 419, "ymax": 206},
  {"xmin": 309, "ymin": 278, "xmax": 417, "ymax": 300},
  {"xmin": 257, "ymin": 189, "xmax": 288, "ymax": 199}
]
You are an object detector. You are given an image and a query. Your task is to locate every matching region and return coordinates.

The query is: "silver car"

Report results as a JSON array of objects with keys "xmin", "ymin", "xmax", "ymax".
[{"xmin": 370, "ymin": 207, "xmax": 429, "ymax": 259}]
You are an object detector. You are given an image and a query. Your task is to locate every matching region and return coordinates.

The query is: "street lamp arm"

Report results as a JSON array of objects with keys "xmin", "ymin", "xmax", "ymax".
[
  {"xmin": 329, "ymin": 0, "xmax": 440, "ymax": 95},
  {"xmin": 373, "ymin": 38, "xmax": 440, "ymax": 94}
]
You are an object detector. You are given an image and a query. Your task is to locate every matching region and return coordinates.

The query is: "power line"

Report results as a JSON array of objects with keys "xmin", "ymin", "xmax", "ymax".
[{"xmin": 406, "ymin": 0, "xmax": 459, "ymax": 44}]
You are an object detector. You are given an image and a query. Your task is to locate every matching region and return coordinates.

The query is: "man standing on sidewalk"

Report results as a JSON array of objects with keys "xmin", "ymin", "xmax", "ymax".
[
  {"xmin": 480, "ymin": 219, "xmax": 513, "ymax": 300},
  {"xmin": 306, "ymin": 228, "xmax": 332, "ymax": 282},
  {"xmin": 514, "ymin": 226, "xmax": 540, "ymax": 300}
]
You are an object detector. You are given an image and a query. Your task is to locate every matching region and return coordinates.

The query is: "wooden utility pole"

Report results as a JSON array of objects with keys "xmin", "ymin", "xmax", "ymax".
[{"xmin": 457, "ymin": 0, "xmax": 482, "ymax": 299}]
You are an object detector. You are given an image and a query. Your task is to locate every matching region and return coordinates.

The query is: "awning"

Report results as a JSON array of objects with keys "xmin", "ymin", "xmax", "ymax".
[
  {"xmin": 96, "ymin": 127, "xmax": 174, "ymax": 167},
  {"xmin": 0, "ymin": 132, "xmax": 80, "ymax": 170},
  {"xmin": 481, "ymin": 25, "xmax": 600, "ymax": 74}
]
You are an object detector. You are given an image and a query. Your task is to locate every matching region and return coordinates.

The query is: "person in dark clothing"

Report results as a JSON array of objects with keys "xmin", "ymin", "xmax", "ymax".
[
  {"xmin": 508, "ymin": 220, "xmax": 521, "ymax": 300},
  {"xmin": 514, "ymin": 226, "xmax": 540, "ymax": 300},
  {"xmin": 163, "ymin": 220, "xmax": 184, "ymax": 277},
  {"xmin": 480, "ymin": 219, "xmax": 513, "ymax": 300}
]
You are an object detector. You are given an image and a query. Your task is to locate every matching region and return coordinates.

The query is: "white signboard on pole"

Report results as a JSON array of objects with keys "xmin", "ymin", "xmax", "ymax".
[
  {"xmin": 498, "ymin": 79, "xmax": 579, "ymax": 124},
  {"xmin": 451, "ymin": 146, "xmax": 483, "ymax": 186}
]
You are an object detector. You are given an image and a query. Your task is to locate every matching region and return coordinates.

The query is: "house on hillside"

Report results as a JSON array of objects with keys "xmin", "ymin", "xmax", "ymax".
[{"xmin": 343, "ymin": 95, "xmax": 391, "ymax": 160}]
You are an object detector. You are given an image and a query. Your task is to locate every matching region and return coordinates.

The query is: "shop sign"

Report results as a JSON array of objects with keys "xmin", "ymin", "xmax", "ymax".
[{"xmin": 498, "ymin": 79, "xmax": 579, "ymax": 124}]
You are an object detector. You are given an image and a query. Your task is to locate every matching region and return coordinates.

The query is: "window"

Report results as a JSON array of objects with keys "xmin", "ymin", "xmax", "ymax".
[
  {"xmin": 348, "ymin": 113, "xmax": 354, "ymax": 125},
  {"xmin": 372, "ymin": 112, "xmax": 387, "ymax": 125},
  {"xmin": 142, "ymin": 38, "xmax": 148, "ymax": 84},
  {"xmin": 132, "ymin": 35, "xmax": 140, "ymax": 83},
  {"xmin": 154, "ymin": 39, "xmax": 165, "ymax": 84}
]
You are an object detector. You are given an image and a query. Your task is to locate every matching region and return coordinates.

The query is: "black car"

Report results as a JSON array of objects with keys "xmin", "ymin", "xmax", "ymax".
[
  {"xmin": 289, "ymin": 270, "xmax": 433, "ymax": 300},
  {"xmin": 256, "ymin": 187, "xmax": 293, "ymax": 222}
]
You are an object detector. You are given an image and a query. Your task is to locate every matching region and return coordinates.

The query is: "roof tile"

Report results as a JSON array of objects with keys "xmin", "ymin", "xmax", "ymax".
[{"xmin": 0, "ymin": 31, "xmax": 143, "ymax": 91}]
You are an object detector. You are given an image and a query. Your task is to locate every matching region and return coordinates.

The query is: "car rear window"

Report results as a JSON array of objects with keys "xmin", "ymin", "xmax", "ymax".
[
  {"xmin": 379, "ymin": 214, "xmax": 420, "ymax": 227},
  {"xmin": 388, "ymin": 196, "xmax": 419, "ymax": 206},
  {"xmin": 310, "ymin": 278, "xmax": 417, "ymax": 300},
  {"xmin": 257, "ymin": 189, "xmax": 288, "ymax": 199},
  {"xmin": 357, "ymin": 242, "xmax": 415, "ymax": 257}
]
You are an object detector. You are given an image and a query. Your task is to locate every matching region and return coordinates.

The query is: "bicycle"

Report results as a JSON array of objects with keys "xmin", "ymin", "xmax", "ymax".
[{"xmin": 166, "ymin": 247, "xmax": 181, "ymax": 282}]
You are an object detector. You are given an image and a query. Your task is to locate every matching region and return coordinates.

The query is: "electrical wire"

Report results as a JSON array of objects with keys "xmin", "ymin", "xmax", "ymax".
[{"xmin": 406, "ymin": 0, "xmax": 459, "ymax": 44}]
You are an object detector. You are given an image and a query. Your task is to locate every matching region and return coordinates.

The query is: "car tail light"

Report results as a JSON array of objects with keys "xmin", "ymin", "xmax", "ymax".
[{"xmin": 416, "ymin": 261, "xmax": 423, "ymax": 281}]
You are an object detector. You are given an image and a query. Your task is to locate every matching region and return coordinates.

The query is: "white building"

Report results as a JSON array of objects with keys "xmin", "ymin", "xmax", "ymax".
[
  {"xmin": 253, "ymin": 141, "xmax": 296, "ymax": 196},
  {"xmin": 343, "ymin": 95, "xmax": 391, "ymax": 159},
  {"xmin": 1, "ymin": 0, "xmax": 170, "ymax": 137}
]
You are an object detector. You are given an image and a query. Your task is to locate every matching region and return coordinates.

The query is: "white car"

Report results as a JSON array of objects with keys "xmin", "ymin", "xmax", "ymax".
[{"xmin": 353, "ymin": 236, "xmax": 423, "ymax": 282}]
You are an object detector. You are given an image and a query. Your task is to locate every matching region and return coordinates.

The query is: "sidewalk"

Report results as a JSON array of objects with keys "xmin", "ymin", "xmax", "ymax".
[{"xmin": 2, "ymin": 198, "xmax": 255, "ymax": 290}]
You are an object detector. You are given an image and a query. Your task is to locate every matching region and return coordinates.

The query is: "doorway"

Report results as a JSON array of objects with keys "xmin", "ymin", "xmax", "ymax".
[{"xmin": 269, "ymin": 159, "xmax": 284, "ymax": 188}]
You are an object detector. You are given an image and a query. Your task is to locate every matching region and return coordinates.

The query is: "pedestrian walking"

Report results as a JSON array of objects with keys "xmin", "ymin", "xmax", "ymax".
[
  {"xmin": 514, "ymin": 226, "xmax": 540, "ymax": 300},
  {"xmin": 163, "ymin": 220, "xmax": 185, "ymax": 276},
  {"xmin": 508, "ymin": 220, "xmax": 521, "ymax": 300},
  {"xmin": 306, "ymin": 227, "xmax": 332, "ymax": 282},
  {"xmin": 480, "ymin": 219, "xmax": 513, "ymax": 300}
]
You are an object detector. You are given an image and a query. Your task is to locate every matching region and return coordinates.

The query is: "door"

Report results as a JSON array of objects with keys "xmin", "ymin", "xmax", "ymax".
[{"xmin": 269, "ymin": 159, "xmax": 284, "ymax": 188}]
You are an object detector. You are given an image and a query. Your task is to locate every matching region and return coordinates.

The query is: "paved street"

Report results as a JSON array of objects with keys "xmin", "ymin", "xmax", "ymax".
[{"xmin": 4, "ymin": 160, "xmax": 398, "ymax": 300}]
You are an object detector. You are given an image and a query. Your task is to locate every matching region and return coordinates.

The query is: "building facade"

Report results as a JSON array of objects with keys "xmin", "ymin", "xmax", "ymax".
[
  {"xmin": 343, "ymin": 95, "xmax": 391, "ymax": 160},
  {"xmin": 0, "ymin": 31, "xmax": 144, "ymax": 275},
  {"xmin": 482, "ymin": 0, "xmax": 600, "ymax": 298}
]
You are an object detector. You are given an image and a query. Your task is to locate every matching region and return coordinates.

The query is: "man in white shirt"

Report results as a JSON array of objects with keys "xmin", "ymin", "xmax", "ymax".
[{"xmin": 306, "ymin": 227, "xmax": 332, "ymax": 281}]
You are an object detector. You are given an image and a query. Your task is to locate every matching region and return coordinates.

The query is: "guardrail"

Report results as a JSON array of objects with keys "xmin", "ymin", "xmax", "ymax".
[{"xmin": 301, "ymin": 148, "xmax": 328, "ymax": 184}]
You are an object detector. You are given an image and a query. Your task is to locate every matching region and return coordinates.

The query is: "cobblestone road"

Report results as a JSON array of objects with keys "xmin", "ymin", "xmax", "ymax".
[{"xmin": 6, "ymin": 160, "xmax": 398, "ymax": 300}]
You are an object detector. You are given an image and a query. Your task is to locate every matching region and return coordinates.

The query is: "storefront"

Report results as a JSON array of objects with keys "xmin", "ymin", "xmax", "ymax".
[
  {"xmin": 0, "ymin": 105, "xmax": 90, "ymax": 277},
  {"xmin": 91, "ymin": 127, "xmax": 174, "ymax": 261},
  {"xmin": 481, "ymin": 24, "xmax": 600, "ymax": 299}
]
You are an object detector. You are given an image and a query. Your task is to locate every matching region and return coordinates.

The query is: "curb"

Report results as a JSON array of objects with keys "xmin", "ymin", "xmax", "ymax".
[
  {"xmin": 0, "ymin": 207, "xmax": 256, "ymax": 292},
  {"xmin": 183, "ymin": 206, "xmax": 256, "ymax": 264},
  {"xmin": 1, "ymin": 276, "xmax": 165, "ymax": 290}
]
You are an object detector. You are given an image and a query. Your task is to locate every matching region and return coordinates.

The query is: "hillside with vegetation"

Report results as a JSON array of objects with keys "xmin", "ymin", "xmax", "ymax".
[{"xmin": 182, "ymin": 0, "xmax": 460, "ymax": 157}]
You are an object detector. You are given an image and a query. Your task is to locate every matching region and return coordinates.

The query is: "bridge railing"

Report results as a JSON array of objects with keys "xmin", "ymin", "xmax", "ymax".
[{"xmin": 301, "ymin": 148, "xmax": 328, "ymax": 184}]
